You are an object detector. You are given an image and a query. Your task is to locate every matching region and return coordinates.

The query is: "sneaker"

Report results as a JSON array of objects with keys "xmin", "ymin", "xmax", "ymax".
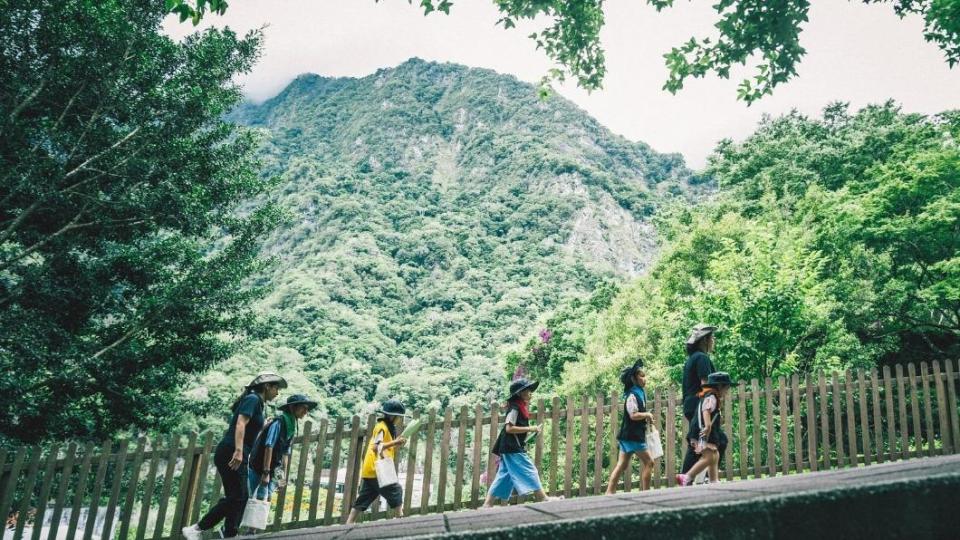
[
  {"xmin": 675, "ymin": 473, "xmax": 691, "ymax": 487},
  {"xmin": 181, "ymin": 524, "xmax": 202, "ymax": 540}
]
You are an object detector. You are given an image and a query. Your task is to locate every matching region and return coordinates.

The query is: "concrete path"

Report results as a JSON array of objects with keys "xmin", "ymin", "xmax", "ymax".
[{"xmin": 260, "ymin": 454, "xmax": 960, "ymax": 539}]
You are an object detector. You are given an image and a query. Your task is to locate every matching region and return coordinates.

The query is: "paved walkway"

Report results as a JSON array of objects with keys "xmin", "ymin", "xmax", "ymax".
[{"xmin": 261, "ymin": 454, "xmax": 960, "ymax": 539}]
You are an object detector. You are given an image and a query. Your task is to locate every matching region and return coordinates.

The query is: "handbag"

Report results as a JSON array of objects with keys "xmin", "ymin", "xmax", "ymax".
[
  {"xmin": 375, "ymin": 455, "xmax": 399, "ymax": 487},
  {"xmin": 645, "ymin": 426, "xmax": 663, "ymax": 460},
  {"xmin": 239, "ymin": 492, "xmax": 270, "ymax": 530}
]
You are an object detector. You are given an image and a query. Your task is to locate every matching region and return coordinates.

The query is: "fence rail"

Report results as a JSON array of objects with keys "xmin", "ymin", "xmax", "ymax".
[{"xmin": 3, "ymin": 361, "xmax": 960, "ymax": 539}]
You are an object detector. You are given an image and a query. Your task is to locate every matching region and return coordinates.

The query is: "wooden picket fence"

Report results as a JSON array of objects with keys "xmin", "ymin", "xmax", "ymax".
[{"xmin": 3, "ymin": 360, "xmax": 960, "ymax": 539}]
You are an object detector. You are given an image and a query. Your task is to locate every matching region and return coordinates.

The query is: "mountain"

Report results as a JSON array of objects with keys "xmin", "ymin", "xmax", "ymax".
[{"xmin": 187, "ymin": 58, "xmax": 701, "ymax": 427}]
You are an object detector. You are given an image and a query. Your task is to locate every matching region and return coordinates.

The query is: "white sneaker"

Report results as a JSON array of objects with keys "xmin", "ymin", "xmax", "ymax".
[{"xmin": 181, "ymin": 524, "xmax": 202, "ymax": 540}]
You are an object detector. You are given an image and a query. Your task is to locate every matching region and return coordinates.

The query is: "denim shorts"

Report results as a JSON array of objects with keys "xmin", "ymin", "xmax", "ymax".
[{"xmin": 247, "ymin": 468, "xmax": 277, "ymax": 501}]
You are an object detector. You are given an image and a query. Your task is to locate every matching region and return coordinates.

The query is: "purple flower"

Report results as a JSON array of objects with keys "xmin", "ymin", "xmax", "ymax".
[
  {"xmin": 538, "ymin": 328, "xmax": 553, "ymax": 344},
  {"xmin": 512, "ymin": 364, "xmax": 527, "ymax": 382}
]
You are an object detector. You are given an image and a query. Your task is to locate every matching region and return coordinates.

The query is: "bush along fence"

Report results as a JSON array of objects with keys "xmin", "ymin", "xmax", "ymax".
[{"xmin": 3, "ymin": 360, "xmax": 960, "ymax": 539}]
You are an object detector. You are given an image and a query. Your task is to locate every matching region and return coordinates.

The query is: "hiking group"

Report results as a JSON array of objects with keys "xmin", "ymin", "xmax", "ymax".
[{"xmin": 181, "ymin": 323, "xmax": 733, "ymax": 537}]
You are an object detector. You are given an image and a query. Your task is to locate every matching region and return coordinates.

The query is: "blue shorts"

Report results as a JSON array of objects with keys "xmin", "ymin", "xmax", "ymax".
[
  {"xmin": 618, "ymin": 439, "xmax": 648, "ymax": 454},
  {"xmin": 488, "ymin": 452, "xmax": 543, "ymax": 500},
  {"xmin": 247, "ymin": 468, "xmax": 277, "ymax": 501}
]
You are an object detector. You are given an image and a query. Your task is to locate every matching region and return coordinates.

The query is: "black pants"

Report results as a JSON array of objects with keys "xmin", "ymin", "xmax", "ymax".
[
  {"xmin": 681, "ymin": 400, "xmax": 698, "ymax": 474},
  {"xmin": 198, "ymin": 443, "xmax": 248, "ymax": 537}
]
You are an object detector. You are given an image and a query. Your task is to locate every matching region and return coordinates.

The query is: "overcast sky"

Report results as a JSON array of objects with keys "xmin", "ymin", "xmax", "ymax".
[{"xmin": 165, "ymin": 0, "xmax": 960, "ymax": 168}]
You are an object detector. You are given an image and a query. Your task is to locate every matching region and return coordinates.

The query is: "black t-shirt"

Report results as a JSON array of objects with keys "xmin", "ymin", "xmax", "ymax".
[
  {"xmin": 220, "ymin": 393, "xmax": 265, "ymax": 452},
  {"xmin": 682, "ymin": 351, "xmax": 715, "ymax": 407}
]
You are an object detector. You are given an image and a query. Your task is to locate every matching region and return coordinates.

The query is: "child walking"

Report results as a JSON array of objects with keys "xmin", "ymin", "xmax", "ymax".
[
  {"xmin": 606, "ymin": 359, "xmax": 657, "ymax": 494},
  {"xmin": 482, "ymin": 378, "xmax": 552, "ymax": 507},
  {"xmin": 248, "ymin": 394, "xmax": 318, "ymax": 502},
  {"xmin": 346, "ymin": 399, "xmax": 410, "ymax": 523},
  {"xmin": 676, "ymin": 372, "xmax": 735, "ymax": 486}
]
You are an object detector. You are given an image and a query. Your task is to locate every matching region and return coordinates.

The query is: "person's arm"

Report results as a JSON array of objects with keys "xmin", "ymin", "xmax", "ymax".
[
  {"xmin": 626, "ymin": 394, "xmax": 654, "ymax": 422},
  {"xmin": 505, "ymin": 424, "xmax": 540, "ymax": 434},
  {"xmin": 229, "ymin": 415, "xmax": 249, "ymax": 470},
  {"xmin": 380, "ymin": 437, "xmax": 407, "ymax": 450},
  {"xmin": 278, "ymin": 454, "xmax": 290, "ymax": 487},
  {"xmin": 699, "ymin": 398, "xmax": 716, "ymax": 436},
  {"xmin": 504, "ymin": 409, "xmax": 539, "ymax": 434}
]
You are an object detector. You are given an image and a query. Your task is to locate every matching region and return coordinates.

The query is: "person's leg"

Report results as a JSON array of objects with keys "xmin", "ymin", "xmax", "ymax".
[
  {"xmin": 682, "ymin": 450, "xmax": 714, "ymax": 484},
  {"xmin": 484, "ymin": 457, "xmax": 515, "ymax": 507},
  {"xmin": 605, "ymin": 451, "xmax": 632, "ymax": 495},
  {"xmin": 222, "ymin": 462, "xmax": 249, "ymax": 537},
  {"xmin": 681, "ymin": 442, "xmax": 699, "ymax": 474},
  {"xmin": 707, "ymin": 449, "xmax": 720, "ymax": 482},
  {"xmin": 196, "ymin": 445, "xmax": 242, "ymax": 532},
  {"xmin": 382, "ymin": 483, "xmax": 404, "ymax": 518},
  {"xmin": 637, "ymin": 451, "xmax": 654, "ymax": 491},
  {"xmin": 347, "ymin": 478, "xmax": 378, "ymax": 524}
]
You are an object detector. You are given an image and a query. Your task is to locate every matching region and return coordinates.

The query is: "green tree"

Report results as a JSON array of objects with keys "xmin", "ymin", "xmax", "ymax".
[
  {"xmin": 558, "ymin": 102, "xmax": 959, "ymax": 396},
  {"xmin": 168, "ymin": 0, "xmax": 960, "ymax": 103},
  {"xmin": 0, "ymin": 0, "xmax": 278, "ymax": 443}
]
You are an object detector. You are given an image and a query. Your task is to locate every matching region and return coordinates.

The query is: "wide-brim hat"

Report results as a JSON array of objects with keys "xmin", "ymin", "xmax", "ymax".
[
  {"xmin": 686, "ymin": 324, "xmax": 718, "ymax": 346},
  {"xmin": 703, "ymin": 371, "xmax": 736, "ymax": 388},
  {"xmin": 279, "ymin": 394, "xmax": 318, "ymax": 411},
  {"xmin": 247, "ymin": 371, "xmax": 288, "ymax": 389},
  {"xmin": 508, "ymin": 378, "xmax": 539, "ymax": 398},
  {"xmin": 377, "ymin": 399, "xmax": 412, "ymax": 417}
]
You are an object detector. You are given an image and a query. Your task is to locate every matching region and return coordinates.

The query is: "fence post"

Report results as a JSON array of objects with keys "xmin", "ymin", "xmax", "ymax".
[
  {"xmin": 47, "ymin": 443, "xmax": 78, "ymax": 540},
  {"xmin": 945, "ymin": 360, "xmax": 960, "ymax": 452},
  {"xmin": 592, "ymin": 393, "xmax": 604, "ymax": 494}
]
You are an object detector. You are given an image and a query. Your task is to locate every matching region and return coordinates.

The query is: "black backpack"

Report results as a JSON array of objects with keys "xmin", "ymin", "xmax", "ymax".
[{"xmin": 248, "ymin": 415, "xmax": 288, "ymax": 474}]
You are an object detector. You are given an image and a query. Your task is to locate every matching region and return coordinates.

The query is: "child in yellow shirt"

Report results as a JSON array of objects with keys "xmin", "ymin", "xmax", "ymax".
[{"xmin": 346, "ymin": 399, "xmax": 409, "ymax": 523}]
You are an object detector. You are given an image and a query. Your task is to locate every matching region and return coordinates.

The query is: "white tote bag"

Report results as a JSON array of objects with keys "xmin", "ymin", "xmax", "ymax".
[
  {"xmin": 239, "ymin": 494, "xmax": 270, "ymax": 530},
  {"xmin": 645, "ymin": 426, "xmax": 663, "ymax": 460},
  {"xmin": 375, "ymin": 456, "xmax": 399, "ymax": 487}
]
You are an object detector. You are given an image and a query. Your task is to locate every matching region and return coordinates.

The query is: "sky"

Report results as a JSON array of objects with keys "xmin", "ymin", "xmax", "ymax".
[{"xmin": 164, "ymin": 0, "xmax": 960, "ymax": 168}]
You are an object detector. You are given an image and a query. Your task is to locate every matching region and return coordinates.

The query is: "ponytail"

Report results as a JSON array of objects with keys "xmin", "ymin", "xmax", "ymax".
[
  {"xmin": 231, "ymin": 386, "xmax": 253, "ymax": 413},
  {"xmin": 231, "ymin": 382, "xmax": 267, "ymax": 413}
]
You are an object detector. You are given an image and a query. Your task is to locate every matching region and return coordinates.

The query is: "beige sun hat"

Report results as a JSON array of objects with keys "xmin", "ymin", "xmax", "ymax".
[{"xmin": 685, "ymin": 324, "xmax": 718, "ymax": 346}]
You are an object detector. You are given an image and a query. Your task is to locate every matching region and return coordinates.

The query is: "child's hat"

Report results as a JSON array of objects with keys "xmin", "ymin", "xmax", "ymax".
[
  {"xmin": 378, "ymin": 399, "xmax": 411, "ymax": 417},
  {"xmin": 703, "ymin": 372, "xmax": 736, "ymax": 388},
  {"xmin": 508, "ymin": 378, "xmax": 539, "ymax": 398},
  {"xmin": 279, "ymin": 394, "xmax": 318, "ymax": 411}
]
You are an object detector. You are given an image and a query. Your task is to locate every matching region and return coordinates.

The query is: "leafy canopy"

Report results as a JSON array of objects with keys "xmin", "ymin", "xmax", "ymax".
[
  {"xmin": 539, "ymin": 102, "xmax": 959, "ymax": 395},
  {"xmin": 0, "ymin": 0, "xmax": 278, "ymax": 443},
  {"xmin": 167, "ymin": 0, "xmax": 960, "ymax": 103}
]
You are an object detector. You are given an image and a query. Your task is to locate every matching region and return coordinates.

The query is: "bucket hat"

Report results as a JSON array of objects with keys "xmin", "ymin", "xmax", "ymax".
[
  {"xmin": 247, "ymin": 371, "xmax": 288, "ymax": 389},
  {"xmin": 508, "ymin": 378, "xmax": 539, "ymax": 399},
  {"xmin": 685, "ymin": 324, "xmax": 718, "ymax": 346},
  {"xmin": 279, "ymin": 394, "xmax": 318, "ymax": 411},
  {"xmin": 703, "ymin": 372, "xmax": 736, "ymax": 388},
  {"xmin": 378, "ymin": 399, "xmax": 411, "ymax": 417}
]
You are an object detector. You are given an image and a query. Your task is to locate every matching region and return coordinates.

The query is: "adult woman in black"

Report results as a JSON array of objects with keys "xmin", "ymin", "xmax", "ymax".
[
  {"xmin": 182, "ymin": 372, "xmax": 287, "ymax": 539},
  {"xmin": 680, "ymin": 324, "xmax": 717, "ymax": 477}
]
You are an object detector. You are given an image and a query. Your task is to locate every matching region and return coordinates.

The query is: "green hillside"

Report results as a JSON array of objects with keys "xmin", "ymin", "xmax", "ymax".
[{"xmin": 182, "ymin": 59, "xmax": 700, "ymax": 429}]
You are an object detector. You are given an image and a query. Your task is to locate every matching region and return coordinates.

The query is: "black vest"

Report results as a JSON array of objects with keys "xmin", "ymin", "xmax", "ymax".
[
  {"xmin": 617, "ymin": 387, "xmax": 647, "ymax": 442},
  {"xmin": 492, "ymin": 403, "xmax": 530, "ymax": 455}
]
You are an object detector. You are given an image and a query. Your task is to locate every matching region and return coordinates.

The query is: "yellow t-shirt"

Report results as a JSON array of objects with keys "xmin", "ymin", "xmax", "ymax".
[{"xmin": 360, "ymin": 421, "xmax": 395, "ymax": 478}]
